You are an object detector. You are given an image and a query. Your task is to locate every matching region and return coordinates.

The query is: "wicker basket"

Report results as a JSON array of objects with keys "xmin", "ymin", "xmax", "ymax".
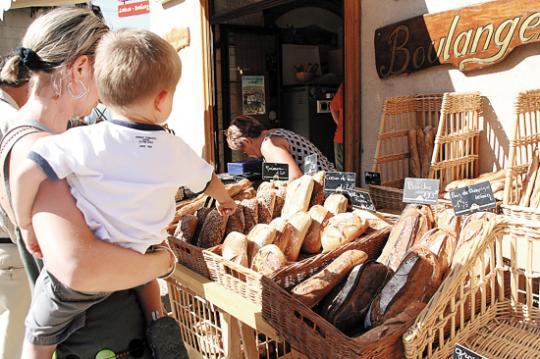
[
  {"xmin": 167, "ymin": 276, "xmax": 292, "ymax": 358},
  {"xmin": 371, "ymin": 92, "xmax": 482, "ymax": 210},
  {"xmin": 203, "ymin": 227, "xmax": 391, "ymax": 306},
  {"xmin": 502, "ymin": 89, "xmax": 540, "ymax": 221},
  {"xmin": 169, "ymin": 236, "xmax": 211, "ymax": 278},
  {"xmin": 402, "ymin": 216, "xmax": 540, "ymax": 358}
]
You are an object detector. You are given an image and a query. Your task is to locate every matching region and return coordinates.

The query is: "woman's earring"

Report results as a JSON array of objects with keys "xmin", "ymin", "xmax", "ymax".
[{"xmin": 67, "ymin": 79, "xmax": 88, "ymax": 100}]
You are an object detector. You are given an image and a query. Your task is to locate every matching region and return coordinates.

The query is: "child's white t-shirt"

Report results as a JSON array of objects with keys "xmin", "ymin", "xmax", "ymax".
[{"xmin": 28, "ymin": 119, "xmax": 214, "ymax": 253}]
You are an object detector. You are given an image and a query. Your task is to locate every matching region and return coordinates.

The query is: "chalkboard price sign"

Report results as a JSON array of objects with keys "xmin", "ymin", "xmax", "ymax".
[
  {"xmin": 346, "ymin": 189, "xmax": 376, "ymax": 211},
  {"xmin": 262, "ymin": 162, "xmax": 289, "ymax": 181},
  {"xmin": 364, "ymin": 171, "xmax": 382, "ymax": 186},
  {"xmin": 449, "ymin": 181, "xmax": 496, "ymax": 216},
  {"xmin": 303, "ymin": 154, "xmax": 318, "ymax": 175},
  {"xmin": 324, "ymin": 171, "xmax": 357, "ymax": 192},
  {"xmin": 453, "ymin": 344, "xmax": 486, "ymax": 359},
  {"xmin": 402, "ymin": 178, "xmax": 440, "ymax": 205}
]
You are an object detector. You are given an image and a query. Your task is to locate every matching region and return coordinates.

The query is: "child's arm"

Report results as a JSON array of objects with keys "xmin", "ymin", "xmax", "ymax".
[
  {"xmin": 12, "ymin": 157, "xmax": 48, "ymax": 254},
  {"xmin": 204, "ymin": 172, "xmax": 237, "ymax": 216}
]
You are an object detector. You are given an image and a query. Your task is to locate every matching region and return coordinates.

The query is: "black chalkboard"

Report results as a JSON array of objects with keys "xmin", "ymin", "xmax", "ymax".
[
  {"xmin": 402, "ymin": 178, "xmax": 440, "ymax": 205},
  {"xmin": 364, "ymin": 171, "xmax": 382, "ymax": 185},
  {"xmin": 324, "ymin": 171, "xmax": 357, "ymax": 192},
  {"xmin": 262, "ymin": 162, "xmax": 289, "ymax": 181},
  {"xmin": 303, "ymin": 154, "xmax": 318, "ymax": 175},
  {"xmin": 346, "ymin": 189, "xmax": 376, "ymax": 211},
  {"xmin": 453, "ymin": 344, "xmax": 486, "ymax": 359},
  {"xmin": 449, "ymin": 181, "xmax": 496, "ymax": 216}
]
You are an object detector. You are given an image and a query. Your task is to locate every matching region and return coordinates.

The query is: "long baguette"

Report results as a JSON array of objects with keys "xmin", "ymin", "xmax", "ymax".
[
  {"xmin": 408, "ymin": 130, "xmax": 421, "ymax": 178},
  {"xmin": 416, "ymin": 128, "xmax": 426, "ymax": 177},
  {"xmin": 423, "ymin": 126, "xmax": 435, "ymax": 178}
]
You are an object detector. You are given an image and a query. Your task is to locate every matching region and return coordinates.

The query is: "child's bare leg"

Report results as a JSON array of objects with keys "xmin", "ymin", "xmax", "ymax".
[
  {"xmin": 136, "ymin": 279, "xmax": 163, "ymax": 323},
  {"xmin": 21, "ymin": 341, "xmax": 56, "ymax": 359}
]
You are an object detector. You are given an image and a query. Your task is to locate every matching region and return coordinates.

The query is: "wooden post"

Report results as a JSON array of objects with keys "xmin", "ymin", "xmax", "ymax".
[
  {"xmin": 343, "ymin": 0, "xmax": 362, "ymax": 176},
  {"xmin": 200, "ymin": 0, "xmax": 216, "ymax": 164}
]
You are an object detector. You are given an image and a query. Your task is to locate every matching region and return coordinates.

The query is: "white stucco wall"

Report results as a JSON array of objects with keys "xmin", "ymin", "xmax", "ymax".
[
  {"xmin": 361, "ymin": 0, "xmax": 540, "ymax": 184},
  {"xmin": 149, "ymin": 0, "xmax": 207, "ymax": 158}
]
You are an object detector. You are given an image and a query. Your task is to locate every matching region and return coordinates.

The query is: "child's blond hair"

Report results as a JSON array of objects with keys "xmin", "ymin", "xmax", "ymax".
[{"xmin": 95, "ymin": 28, "xmax": 181, "ymax": 108}]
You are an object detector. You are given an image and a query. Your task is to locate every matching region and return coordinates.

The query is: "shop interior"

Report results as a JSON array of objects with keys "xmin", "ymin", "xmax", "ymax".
[{"xmin": 211, "ymin": 0, "xmax": 344, "ymax": 173}]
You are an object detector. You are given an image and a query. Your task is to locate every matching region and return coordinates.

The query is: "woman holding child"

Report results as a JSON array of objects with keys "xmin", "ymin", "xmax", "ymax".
[{"xmin": 1, "ymin": 6, "xmax": 234, "ymax": 358}]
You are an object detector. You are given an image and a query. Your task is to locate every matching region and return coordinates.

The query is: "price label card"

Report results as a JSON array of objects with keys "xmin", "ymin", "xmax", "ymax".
[
  {"xmin": 453, "ymin": 344, "xmax": 486, "ymax": 359},
  {"xmin": 324, "ymin": 171, "xmax": 357, "ymax": 192},
  {"xmin": 402, "ymin": 178, "xmax": 440, "ymax": 205},
  {"xmin": 303, "ymin": 154, "xmax": 318, "ymax": 175},
  {"xmin": 364, "ymin": 171, "xmax": 382, "ymax": 186},
  {"xmin": 449, "ymin": 181, "xmax": 496, "ymax": 216},
  {"xmin": 346, "ymin": 189, "xmax": 376, "ymax": 211},
  {"xmin": 262, "ymin": 162, "xmax": 289, "ymax": 181}
]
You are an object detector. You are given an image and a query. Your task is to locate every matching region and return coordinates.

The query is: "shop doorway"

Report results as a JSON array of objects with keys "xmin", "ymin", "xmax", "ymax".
[{"xmin": 211, "ymin": 0, "xmax": 343, "ymax": 174}]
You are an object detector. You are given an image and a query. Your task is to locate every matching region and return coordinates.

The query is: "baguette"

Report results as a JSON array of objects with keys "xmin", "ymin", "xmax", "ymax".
[
  {"xmin": 323, "ymin": 193, "xmax": 348, "ymax": 215},
  {"xmin": 251, "ymin": 244, "xmax": 288, "ymax": 276},
  {"xmin": 284, "ymin": 212, "xmax": 312, "ymax": 261},
  {"xmin": 445, "ymin": 169, "xmax": 506, "ymax": 192},
  {"xmin": 321, "ymin": 213, "xmax": 369, "ymax": 252},
  {"xmin": 291, "ymin": 250, "xmax": 368, "ymax": 308},
  {"xmin": 423, "ymin": 126, "xmax": 435, "ymax": 178},
  {"xmin": 303, "ymin": 205, "xmax": 333, "ymax": 254},
  {"xmin": 435, "ymin": 208, "xmax": 460, "ymax": 238},
  {"xmin": 416, "ymin": 128, "xmax": 426, "ymax": 178},
  {"xmin": 408, "ymin": 129, "xmax": 421, "ymax": 178},
  {"xmin": 412, "ymin": 228, "xmax": 457, "ymax": 277},
  {"xmin": 282, "ymin": 175, "xmax": 314, "ymax": 218},
  {"xmin": 520, "ymin": 150, "xmax": 539, "ymax": 206},
  {"xmin": 222, "ymin": 232, "xmax": 249, "ymax": 267}
]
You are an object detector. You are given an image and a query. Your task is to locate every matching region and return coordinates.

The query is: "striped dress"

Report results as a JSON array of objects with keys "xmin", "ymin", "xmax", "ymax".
[{"xmin": 264, "ymin": 129, "xmax": 335, "ymax": 172}]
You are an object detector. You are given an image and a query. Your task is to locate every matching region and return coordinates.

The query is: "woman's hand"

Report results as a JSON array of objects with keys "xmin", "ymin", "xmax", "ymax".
[{"xmin": 20, "ymin": 225, "xmax": 43, "ymax": 259}]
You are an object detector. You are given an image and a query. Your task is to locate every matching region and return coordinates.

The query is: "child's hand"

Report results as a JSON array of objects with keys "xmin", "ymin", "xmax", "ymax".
[
  {"xmin": 20, "ymin": 226, "xmax": 42, "ymax": 259},
  {"xmin": 216, "ymin": 199, "xmax": 237, "ymax": 216}
]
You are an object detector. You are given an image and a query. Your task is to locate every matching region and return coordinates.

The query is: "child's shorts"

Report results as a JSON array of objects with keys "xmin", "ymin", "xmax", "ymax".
[{"xmin": 25, "ymin": 270, "xmax": 110, "ymax": 346}]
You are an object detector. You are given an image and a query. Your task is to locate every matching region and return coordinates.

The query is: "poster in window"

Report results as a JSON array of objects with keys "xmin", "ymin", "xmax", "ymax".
[{"xmin": 242, "ymin": 76, "xmax": 266, "ymax": 115}]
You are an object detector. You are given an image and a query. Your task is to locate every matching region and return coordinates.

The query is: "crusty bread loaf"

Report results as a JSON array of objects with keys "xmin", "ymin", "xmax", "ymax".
[
  {"xmin": 310, "ymin": 171, "xmax": 326, "ymax": 207},
  {"xmin": 225, "ymin": 203, "xmax": 245, "ymax": 236},
  {"xmin": 174, "ymin": 214, "xmax": 198, "ymax": 244},
  {"xmin": 284, "ymin": 212, "xmax": 312, "ymax": 261},
  {"xmin": 257, "ymin": 189, "xmax": 276, "ymax": 224},
  {"xmin": 452, "ymin": 212, "xmax": 495, "ymax": 270},
  {"xmin": 377, "ymin": 205, "xmax": 431, "ymax": 271},
  {"xmin": 303, "ymin": 205, "xmax": 333, "ymax": 254},
  {"xmin": 273, "ymin": 186, "xmax": 287, "ymax": 218},
  {"xmin": 251, "ymin": 244, "xmax": 288, "ymax": 276},
  {"xmin": 291, "ymin": 250, "xmax": 368, "ymax": 308},
  {"xmin": 282, "ymin": 175, "xmax": 314, "ymax": 218},
  {"xmin": 197, "ymin": 209, "xmax": 229, "ymax": 248},
  {"xmin": 222, "ymin": 232, "xmax": 249, "ymax": 267},
  {"xmin": 413, "ymin": 228, "xmax": 457, "ymax": 277},
  {"xmin": 270, "ymin": 217, "xmax": 294, "ymax": 254},
  {"xmin": 323, "ymin": 193, "xmax": 349, "ymax": 215},
  {"xmin": 233, "ymin": 187, "xmax": 257, "ymax": 201},
  {"xmin": 246, "ymin": 224, "xmax": 277, "ymax": 263},
  {"xmin": 408, "ymin": 129, "xmax": 421, "ymax": 178},
  {"xmin": 369, "ymin": 247, "xmax": 442, "ymax": 326},
  {"xmin": 321, "ymin": 213, "xmax": 369, "ymax": 252},
  {"xmin": 241, "ymin": 198, "xmax": 258, "ymax": 234},
  {"xmin": 352, "ymin": 209, "xmax": 391, "ymax": 231}
]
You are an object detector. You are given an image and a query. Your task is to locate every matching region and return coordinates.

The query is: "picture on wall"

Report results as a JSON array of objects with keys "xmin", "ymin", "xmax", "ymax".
[{"xmin": 242, "ymin": 75, "xmax": 266, "ymax": 115}]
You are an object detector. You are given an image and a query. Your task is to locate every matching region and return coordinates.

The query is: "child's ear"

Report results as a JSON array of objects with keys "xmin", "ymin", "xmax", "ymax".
[{"xmin": 154, "ymin": 90, "xmax": 169, "ymax": 112}]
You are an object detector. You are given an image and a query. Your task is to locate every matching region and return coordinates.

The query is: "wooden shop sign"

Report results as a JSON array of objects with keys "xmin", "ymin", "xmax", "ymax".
[{"xmin": 375, "ymin": 0, "xmax": 540, "ymax": 78}]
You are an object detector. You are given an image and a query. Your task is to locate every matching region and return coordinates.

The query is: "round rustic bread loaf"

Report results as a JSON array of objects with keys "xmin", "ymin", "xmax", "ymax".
[{"xmin": 251, "ymin": 244, "xmax": 288, "ymax": 276}]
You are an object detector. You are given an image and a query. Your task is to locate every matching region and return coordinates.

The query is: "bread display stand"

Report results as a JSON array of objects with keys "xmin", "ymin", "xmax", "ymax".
[
  {"xmin": 204, "ymin": 227, "xmax": 391, "ymax": 306},
  {"xmin": 403, "ymin": 216, "xmax": 540, "ymax": 358},
  {"xmin": 503, "ymin": 89, "xmax": 540, "ymax": 221},
  {"xmin": 167, "ymin": 264, "xmax": 306, "ymax": 358},
  {"xmin": 370, "ymin": 92, "xmax": 482, "ymax": 212}
]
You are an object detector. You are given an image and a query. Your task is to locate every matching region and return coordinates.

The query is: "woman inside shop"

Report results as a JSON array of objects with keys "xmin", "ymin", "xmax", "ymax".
[
  {"xmin": 0, "ymin": 7, "xmax": 174, "ymax": 358},
  {"xmin": 225, "ymin": 115, "xmax": 335, "ymax": 180}
]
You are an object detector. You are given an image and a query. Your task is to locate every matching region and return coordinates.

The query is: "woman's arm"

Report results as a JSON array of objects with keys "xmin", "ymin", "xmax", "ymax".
[
  {"xmin": 261, "ymin": 137, "xmax": 303, "ymax": 180},
  {"xmin": 32, "ymin": 179, "xmax": 172, "ymax": 292}
]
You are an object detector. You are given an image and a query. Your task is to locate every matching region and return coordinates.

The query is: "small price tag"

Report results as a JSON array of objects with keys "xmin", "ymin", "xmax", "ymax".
[
  {"xmin": 453, "ymin": 344, "xmax": 486, "ymax": 359},
  {"xmin": 364, "ymin": 171, "xmax": 381, "ymax": 185},
  {"xmin": 449, "ymin": 181, "xmax": 496, "ymax": 216},
  {"xmin": 262, "ymin": 162, "xmax": 289, "ymax": 181},
  {"xmin": 346, "ymin": 189, "xmax": 376, "ymax": 211},
  {"xmin": 324, "ymin": 171, "xmax": 357, "ymax": 192},
  {"xmin": 303, "ymin": 154, "xmax": 318, "ymax": 175},
  {"xmin": 402, "ymin": 178, "xmax": 440, "ymax": 205}
]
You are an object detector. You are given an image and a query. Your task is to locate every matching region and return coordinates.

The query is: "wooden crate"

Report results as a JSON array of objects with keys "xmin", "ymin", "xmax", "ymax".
[{"xmin": 502, "ymin": 89, "xmax": 540, "ymax": 220}]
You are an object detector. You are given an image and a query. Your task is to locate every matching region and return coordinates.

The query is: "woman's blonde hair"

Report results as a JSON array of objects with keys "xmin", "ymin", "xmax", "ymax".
[{"xmin": 0, "ymin": 7, "xmax": 108, "ymax": 84}]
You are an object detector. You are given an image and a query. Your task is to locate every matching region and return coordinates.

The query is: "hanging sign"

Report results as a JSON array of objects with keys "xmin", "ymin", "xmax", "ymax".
[
  {"xmin": 375, "ymin": 0, "xmax": 540, "ymax": 78},
  {"xmin": 449, "ymin": 181, "xmax": 496, "ymax": 216},
  {"xmin": 118, "ymin": 0, "xmax": 150, "ymax": 17}
]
